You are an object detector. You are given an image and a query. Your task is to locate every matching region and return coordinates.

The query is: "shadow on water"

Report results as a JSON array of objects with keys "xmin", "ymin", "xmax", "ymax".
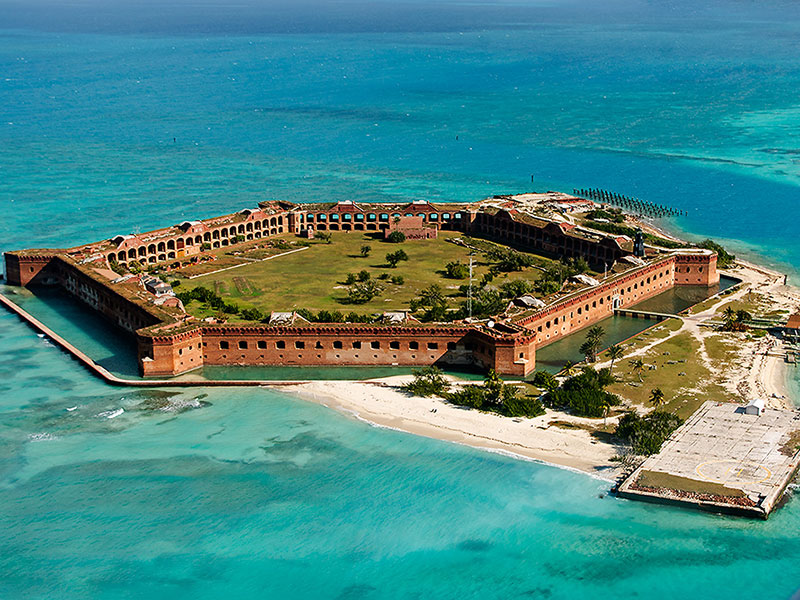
[
  {"xmin": 3, "ymin": 276, "xmax": 737, "ymax": 381},
  {"xmin": 534, "ymin": 276, "xmax": 738, "ymax": 374},
  {"xmin": 7, "ymin": 285, "xmax": 140, "ymax": 378}
]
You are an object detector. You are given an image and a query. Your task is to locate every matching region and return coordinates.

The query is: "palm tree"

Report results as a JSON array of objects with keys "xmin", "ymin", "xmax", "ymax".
[
  {"xmin": 581, "ymin": 326, "xmax": 605, "ymax": 362},
  {"xmin": 602, "ymin": 398, "xmax": 611, "ymax": 428},
  {"xmin": 722, "ymin": 306, "xmax": 736, "ymax": 327},
  {"xmin": 649, "ymin": 387, "xmax": 666, "ymax": 411},
  {"xmin": 629, "ymin": 358, "xmax": 645, "ymax": 382},
  {"xmin": 562, "ymin": 361, "xmax": 579, "ymax": 377},
  {"xmin": 607, "ymin": 345, "xmax": 624, "ymax": 370}
]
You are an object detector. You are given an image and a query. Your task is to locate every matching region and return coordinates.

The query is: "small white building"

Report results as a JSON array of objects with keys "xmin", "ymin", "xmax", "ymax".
[{"xmin": 744, "ymin": 398, "xmax": 765, "ymax": 416}]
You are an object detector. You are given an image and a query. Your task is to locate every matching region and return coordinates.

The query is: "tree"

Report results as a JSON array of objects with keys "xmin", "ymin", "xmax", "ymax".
[
  {"xmin": 410, "ymin": 284, "xmax": 449, "ymax": 321},
  {"xmin": 629, "ymin": 358, "xmax": 645, "ymax": 382},
  {"xmin": 649, "ymin": 388, "xmax": 666, "ymax": 411},
  {"xmin": 240, "ymin": 307, "xmax": 264, "ymax": 321},
  {"xmin": 347, "ymin": 280, "xmax": 383, "ymax": 304},
  {"xmin": 499, "ymin": 280, "xmax": 534, "ymax": 299},
  {"xmin": 357, "ymin": 270, "xmax": 370, "ymax": 282},
  {"xmin": 607, "ymin": 344, "xmax": 624, "ymax": 370},
  {"xmin": 316, "ymin": 232, "xmax": 332, "ymax": 244},
  {"xmin": 360, "ymin": 245, "xmax": 371, "ymax": 257},
  {"xmin": 401, "ymin": 366, "xmax": 450, "ymax": 397},
  {"xmin": 345, "ymin": 273, "xmax": 357, "ymax": 285},
  {"xmin": 386, "ymin": 249, "xmax": 409, "ymax": 268},
  {"xmin": 580, "ymin": 326, "xmax": 605, "ymax": 362},
  {"xmin": 445, "ymin": 261, "xmax": 469, "ymax": 279},
  {"xmin": 532, "ymin": 370, "xmax": 558, "ymax": 393},
  {"xmin": 387, "ymin": 231, "xmax": 406, "ymax": 243}
]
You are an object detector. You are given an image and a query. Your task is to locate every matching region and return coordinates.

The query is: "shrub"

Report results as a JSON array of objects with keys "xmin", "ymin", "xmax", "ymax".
[
  {"xmin": 387, "ymin": 231, "xmax": 406, "ymax": 243},
  {"xmin": 240, "ymin": 307, "xmax": 264, "ymax": 321},
  {"xmin": 445, "ymin": 261, "xmax": 469, "ymax": 279},
  {"xmin": 532, "ymin": 370, "xmax": 558, "ymax": 392},
  {"xmin": 386, "ymin": 249, "xmax": 409, "ymax": 268},
  {"xmin": 357, "ymin": 270, "xmax": 371, "ymax": 282},
  {"xmin": 503, "ymin": 394, "xmax": 546, "ymax": 418},
  {"xmin": 499, "ymin": 280, "xmax": 534, "ymax": 298},
  {"xmin": 401, "ymin": 366, "xmax": 450, "ymax": 397},
  {"xmin": 345, "ymin": 273, "xmax": 357, "ymax": 285},
  {"xmin": 169, "ymin": 279, "xmax": 181, "ymax": 288},
  {"xmin": 347, "ymin": 280, "xmax": 383, "ymax": 304},
  {"xmin": 543, "ymin": 367, "xmax": 620, "ymax": 417},
  {"xmin": 699, "ymin": 239, "xmax": 735, "ymax": 268},
  {"xmin": 391, "ymin": 275, "xmax": 404, "ymax": 285},
  {"xmin": 360, "ymin": 245, "xmax": 371, "ymax": 257},
  {"xmin": 615, "ymin": 411, "xmax": 683, "ymax": 455}
]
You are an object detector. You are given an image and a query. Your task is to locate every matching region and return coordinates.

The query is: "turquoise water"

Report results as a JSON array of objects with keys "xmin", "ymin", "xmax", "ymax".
[{"xmin": 3, "ymin": 1, "xmax": 800, "ymax": 597}]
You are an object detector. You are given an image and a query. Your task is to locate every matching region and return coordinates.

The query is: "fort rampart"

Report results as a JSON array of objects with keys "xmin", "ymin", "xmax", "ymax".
[{"xmin": 3, "ymin": 199, "xmax": 719, "ymax": 379}]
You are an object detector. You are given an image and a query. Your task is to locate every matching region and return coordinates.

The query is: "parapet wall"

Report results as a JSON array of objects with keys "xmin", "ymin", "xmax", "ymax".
[
  {"xmin": 518, "ymin": 256, "xmax": 677, "ymax": 346},
  {"xmin": 674, "ymin": 251, "xmax": 719, "ymax": 286},
  {"xmin": 138, "ymin": 325, "xmax": 537, "ymax": 378},
  {"xmin": 4, "ymin": 201, "xmax": 719, "ymax": 380}
]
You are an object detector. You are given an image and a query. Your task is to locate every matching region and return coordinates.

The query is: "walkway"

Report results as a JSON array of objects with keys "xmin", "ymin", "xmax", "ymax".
[{"xmin": 0, "ymin": 291, "xmax": 308, "ymax": 388}]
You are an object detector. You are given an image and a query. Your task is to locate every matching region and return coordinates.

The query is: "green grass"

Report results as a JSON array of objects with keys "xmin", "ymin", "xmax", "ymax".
[
  {"xmin": 607, "ymin": 331, "xmax": 737, "ymax": 419},
  {"xmin": 180, "ymin": 231, "xmax": 558, "ymax": 316}
]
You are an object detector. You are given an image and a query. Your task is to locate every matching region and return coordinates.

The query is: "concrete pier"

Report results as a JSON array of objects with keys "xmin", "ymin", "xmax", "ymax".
[{"xmin": 617, "ymin": 401, "xmax": 800, "ymax": 518}]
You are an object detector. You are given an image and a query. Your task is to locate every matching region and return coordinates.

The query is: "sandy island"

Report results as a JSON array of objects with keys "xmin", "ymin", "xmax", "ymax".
[{"xmin": 276, "ymin": 260, "xmax": 799, "ymax": 480}]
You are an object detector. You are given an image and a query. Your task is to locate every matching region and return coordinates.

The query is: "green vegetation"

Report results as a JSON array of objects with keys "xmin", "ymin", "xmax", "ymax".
[
  {"xmin": 386, "ymin": 249, "xmax": 409, "ymax": 268},
  {"xmin": 177, "ymin": 286, "xmax": 239, "ymax": 315},
  {"xmin": 531, "ymin": 370, "xmax": 558, "ymax": 392},
  {"xmin": 485, "ymin": 247, "xmax": 534, "ymax": 272},
  {"xmin": 179, "ymin": 231, "xmax": 562, "ymax": 317},
  {"xmin": 586, "ymin": 208, "xmax": 625, "ymax": 223},
  {"xmin": 410, "ymin": 284, "xmax": 448, "ymax": 321},
  {"xmin": 699, "ymin": 239, "xmax": 735, "ymax": 268},
  {"xmin": 295, "ymin": 309, "xmax": 375, "ymax": 323},
  {"xmin": 386, "ymin": 231, "xmax": 406, "ymax": 243},
  {"xmin": 543, "ymin": 367, "xmax": 621, "ymax": 418},
  {"xmin": 587, "ymin": 221, "xmax": 684, "ymax": 249},
  {"xmin": 721, "ymin": 306, "xmax": 751, "ymax": 331},
  {"xmin": 579, "ymin": 326, "xmax": 605, "ymax": 363},
  {"xmin": 446, "ymin": 370, "xmax": 545, "ymax": 418},
  {"xmin": 607, "ymin": 344, "xmax": 624, "ymax": 370},
  {"xmin": 615, "ymin": 411, "xmax": 684, "ymax": 455},
  {"xmin": 360, "ymin": 245, "xmax": 371, "ymax": 257},
  {"xmin": 401, "ymin": 366, "xmax": 450, "ymax": 397},
  {"xmin": 445, "ymin": 261, "xmax": 469, "ymax": 279},
  {"xmin": 347, "ymin": 280, "xmax": 384, "ymax": 304},
  {"xmin": 240, "ymin": 307, "xmax": 264, "ymax": 321}
]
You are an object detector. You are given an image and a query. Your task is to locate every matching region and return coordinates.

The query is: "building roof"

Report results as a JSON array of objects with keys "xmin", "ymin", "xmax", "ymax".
[{"xmin": 786, "ymin": 313, "xmax": 800, "ymax": 330}]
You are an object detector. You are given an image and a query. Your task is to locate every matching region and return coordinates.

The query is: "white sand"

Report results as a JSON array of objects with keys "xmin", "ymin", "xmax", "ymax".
[
  {"xmin": 277, "ymin": 263, "xmax": 798, "ymax": 481},
  {"xmin": 282, "ymin": 376, "xmax": 620, "ymax": 479}
]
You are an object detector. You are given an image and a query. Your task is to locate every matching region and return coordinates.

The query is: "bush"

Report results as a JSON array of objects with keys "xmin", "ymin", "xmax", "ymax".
[
  {"xmin": 357, "ymin": 270, "xmax": 371, "ymax": 282},
  {"xmin": 499, "ymin": 279, "xmax": 534, "ymax": 298},
  {"xmin": 387, "ymin": 231, "xmax": 406, "ymax": 243},
  {"xmin": 532, "ymin": 370, "xmax": 558, "ymax": 392},
  {"xmin": 699, "ymin": 239, "xmax": 735, "ymax": 268},
  {"xmin": 386, "ymin": 249, "xmax": 409, "ymax": 268},
  {"xmin": 543, "ymin": 367, "xmax": 620, "ymax": 417},
  {"xmin": 485, "ymin": 247, "xmax": 534, "ymax": 271},
  {"xmin": 347, "ymin": 280, "xmax": 383, "ymax": 304},
  {"xmin": 401, "ymin": 366, "xmax": 450, "ymax": 397},
  {"xmin": 615, "ymin": 411, "xmax": 683, "ymax": 455},
  {"xmin": 445, "ymin": 261, "xmax": 469, "ymax": 279},
  {"xmin": 360, "ymin": 245, "xmax": 371, "ymax": 257},
  {"xmin": 169, "ymin": 279, "xmax": 181, "ymax": 288},
  {"xmin": 447, "ymin": 385, "xmax": 486, "ymax": 408},
  {"xmin": 345, "ymin": 273, "xmax": 357, "ymax": 285},
  {"xmin": 240, "ymin": 307, "xmax": 264, "ymax": 321},
  {"xmin": 503, "ymin": 394, "xmax": 546, "ymax": 418},
  {"xmin": 391, "ymin": 275, "xmax": 404, "ymax": 285}
]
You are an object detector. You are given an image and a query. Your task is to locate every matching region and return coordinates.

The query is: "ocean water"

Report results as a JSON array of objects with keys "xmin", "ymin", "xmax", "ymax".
[{"xmin": 2, "ymin": 0, "xmax": 800, "ymax": 597}]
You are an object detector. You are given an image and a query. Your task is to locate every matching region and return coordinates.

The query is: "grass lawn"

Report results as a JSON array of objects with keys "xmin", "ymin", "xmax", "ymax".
[
  {"xmin": 607, "ymin": 331, "xmax": 738, "ymax": 419},
  {"xmin": 179, "ymin": 230, "xmax": 558, "ymax": 316}
]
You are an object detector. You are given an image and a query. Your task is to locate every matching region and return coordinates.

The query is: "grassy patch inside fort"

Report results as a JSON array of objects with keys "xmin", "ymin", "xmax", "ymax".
[{"xmin": 177, "ymin": 231, "xmax": 561, "ymax": 317}]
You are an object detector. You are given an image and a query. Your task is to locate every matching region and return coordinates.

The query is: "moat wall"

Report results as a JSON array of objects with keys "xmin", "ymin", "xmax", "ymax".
[{"xmin": 3, "ymin": 207, "xmax": 719, "ymax": 379}]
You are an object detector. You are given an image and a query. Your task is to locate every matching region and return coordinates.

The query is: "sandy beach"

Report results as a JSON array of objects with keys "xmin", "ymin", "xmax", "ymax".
[
  {"xmin": 278, "ymin": 261, "xmax": 799, "ymax": 480},
  {"xmin": 282, "ymin": 376, "xmax": 620, "ymax": 479}
]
